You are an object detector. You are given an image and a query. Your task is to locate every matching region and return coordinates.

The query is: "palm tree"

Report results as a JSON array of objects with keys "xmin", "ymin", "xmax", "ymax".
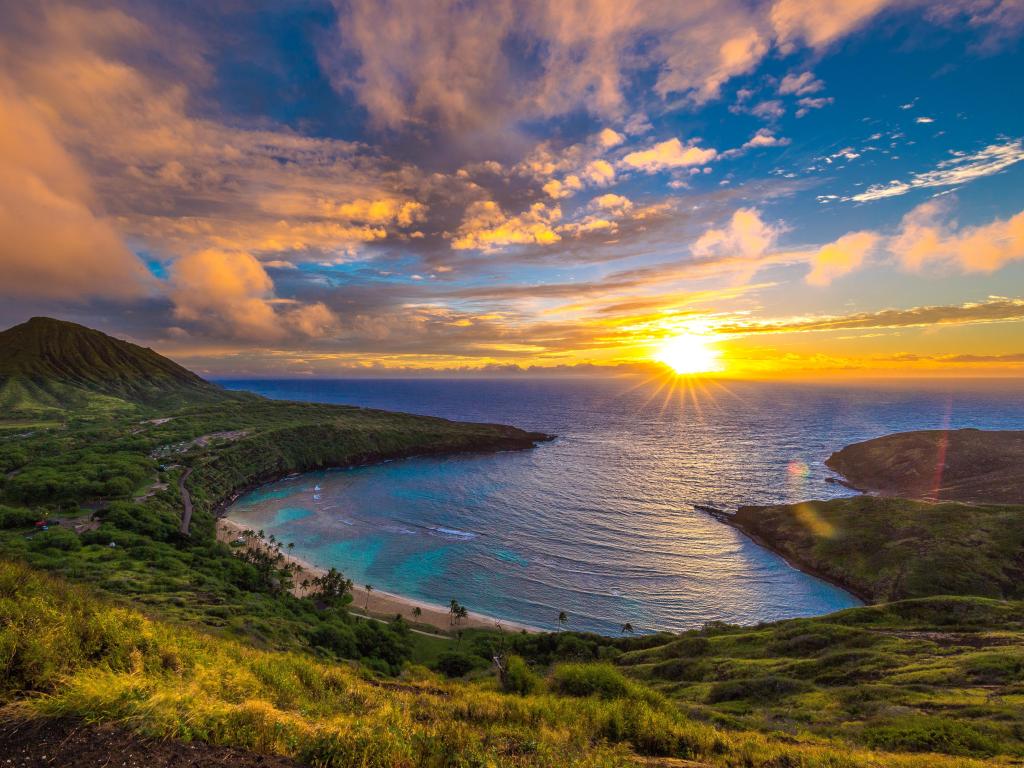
[
  {"xmin": 621, "ymin": 622, "xmax": 634, "ymax": 635},
  {"xmin": 449, "ymin": 599, "xmax": 460, "ymax": 626},
  {"xmin": 412, "ymin": 607, "xmax": 422, "ymax": 620},
  {"xmin": 364, "ymin": 584, "xmax": 373, "ymax": 611},
  {"xmin": 558, "ymin": 611, "xmax": 568, "ymax": 631},
  {"xmin": 457, "ymin": 606, "xmax": 468, "ymax": 624}
]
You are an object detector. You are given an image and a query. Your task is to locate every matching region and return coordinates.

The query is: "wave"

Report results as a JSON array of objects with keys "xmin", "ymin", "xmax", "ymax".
[{"xmin": 427, "ymin": 525, "xmax": 477, "ymax": 540}]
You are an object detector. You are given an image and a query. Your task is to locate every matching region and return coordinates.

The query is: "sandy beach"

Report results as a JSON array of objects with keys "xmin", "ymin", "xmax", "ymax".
[{"xmin": 217, "ymin": 518, "xmax": 539, "ymax": 634}]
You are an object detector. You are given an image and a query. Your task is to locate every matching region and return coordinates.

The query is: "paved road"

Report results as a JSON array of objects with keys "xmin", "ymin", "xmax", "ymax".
[{"xmin": 178, "ymin": 467, "xmax": 194, "ymax": 535}]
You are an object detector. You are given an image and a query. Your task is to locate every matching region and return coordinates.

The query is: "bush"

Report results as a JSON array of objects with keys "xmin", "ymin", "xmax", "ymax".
[
  {"xmin": 501, "ymin": 655, "xmax": 540, "ymax": 695},
  {"xmin": 29, "ymin": 527, "xmax": 81, "ymax": 552},
  {"xmin": 551, "ymin": 662, "xmax": 631, "ymax": 698},
  {"xmin": 309, "ymin": 623, "xmax": 357, "ymax": 659},
  {"xmin": 706, "ymin": 675, "xmax": 810, "ymax": 703},
  {"xmin": 436, "ymin": 652, "xmax": 477, "ymax": 678},
  {"xmin": 0, "ymin": 505, "xmax": 40, "ymax": 529},
  {"xmin": 863, "ymin": 717, "xmax": 1000, "ymax": 757}
]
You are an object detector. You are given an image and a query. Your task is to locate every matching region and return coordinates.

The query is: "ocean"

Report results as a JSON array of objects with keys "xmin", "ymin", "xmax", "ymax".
[{"xmin": 217, "ymin": 377, "xmax": 1024, "ymax": 634}]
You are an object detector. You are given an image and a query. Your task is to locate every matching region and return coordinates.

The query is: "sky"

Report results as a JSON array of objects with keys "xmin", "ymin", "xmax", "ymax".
[{"xmin": 1, "ymin": 0, "xmax": 1023, "ymax": 378}]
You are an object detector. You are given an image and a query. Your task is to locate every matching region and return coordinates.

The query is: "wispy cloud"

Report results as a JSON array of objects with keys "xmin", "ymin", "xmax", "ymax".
[
  {"xmin": 716, "ymin": 297, "xmax": 1024, "ymax": 335},
  {"xmin": 847, "ymin": 139, "xmax": 1024, "ymax": 202}
]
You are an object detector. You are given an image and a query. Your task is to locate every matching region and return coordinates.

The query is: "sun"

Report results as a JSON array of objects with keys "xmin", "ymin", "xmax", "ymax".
[{"xmin": 654, "ymin": 333, "xmax": 723, "ymax": 375}]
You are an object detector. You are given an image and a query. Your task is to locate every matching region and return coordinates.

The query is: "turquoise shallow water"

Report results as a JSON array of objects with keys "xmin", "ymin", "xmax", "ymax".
[{"xmin": 223, "ymin": 377, "xmax": 1024, "ymax": 634}]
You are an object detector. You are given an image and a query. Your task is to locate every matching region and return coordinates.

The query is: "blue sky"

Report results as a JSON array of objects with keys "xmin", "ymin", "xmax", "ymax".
[{"xmin": 1, "ymin": 0, "xmax": 1022, "ymax": 376}]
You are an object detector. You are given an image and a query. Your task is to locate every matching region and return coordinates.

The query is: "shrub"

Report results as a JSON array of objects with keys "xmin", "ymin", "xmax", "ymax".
[
  {"xmin": 551, "ymin": 662, "xmax": 631, "ymax": 698},
  {"xmin": 309, "ymin": 624, "xmax": 357, "ymax": 659},
  {"xmin": 863, "ymin": 717, "xmax": 1001, "ymax": 757},
  {"xmin": 0, "ymin": 505, "xmax": 40, "ymax": 529},
  {"xmin": 501, "ymin": 654, "xmax": 540, "ymax": 695},
  {"xmin": 706, "ymin": 675, "xmax": 810, "ymax": 703},
  {"xmin": 29, "ymin": 527, "xmax": 81, "ymax": 552},
  {"xmin": 436, "ymin": 652, "xmax": 477, "ymax": 678}
]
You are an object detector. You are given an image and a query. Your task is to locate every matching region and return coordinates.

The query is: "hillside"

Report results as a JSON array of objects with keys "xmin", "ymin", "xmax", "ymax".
[
  {"xmin": 729, "ymin": 495, "xmax": 1024, "ymax": 603},
  {"xmin": 0, "ymin": 317, "xmax": 229, "ymax": 417},
  {"xmin": 826, "ymin": 429, "xmax": 1024, "ymax": 504},
  {"xmin": 4, "ymin": 560, "xmax": 1022, "ymax": 767}
]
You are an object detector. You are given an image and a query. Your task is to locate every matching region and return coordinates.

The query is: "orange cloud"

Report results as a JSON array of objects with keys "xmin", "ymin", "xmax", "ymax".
[
  {"xmin": 693, "ymin": 208, "xmax": 780, "ymax": 260},
  {"xmin": 622, "ymin": 138, "xmax": 717, "ymax": 172},
  {"xmin": 451, "ymin": 201, "xmax": 562, "ymax": 251},
  {"xmin": 805, "ymin": 231, "xmax": 879, "ymax": 285},
  {"xmin": 892, "ymin": 201, "xmax": 1024, "ymax": 273},
  {"xmin": 170, "ymin": 249, "xmax": 339, "ymax": 340},
  {"xmin": 0, "ymin": 75, "xmax": 154, "ymax": 300}
]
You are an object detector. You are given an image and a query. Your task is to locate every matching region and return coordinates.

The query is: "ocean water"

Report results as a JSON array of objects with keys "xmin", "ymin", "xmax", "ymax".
[{"xmin": 219, "ymin": 377, "xmax": 1024, "ymax": 634}]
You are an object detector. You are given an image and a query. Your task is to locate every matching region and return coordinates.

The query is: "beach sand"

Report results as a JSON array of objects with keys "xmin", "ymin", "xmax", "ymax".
[{"xmin": 217, "ymin": 518, "xmax": 539, "ymax": 635}]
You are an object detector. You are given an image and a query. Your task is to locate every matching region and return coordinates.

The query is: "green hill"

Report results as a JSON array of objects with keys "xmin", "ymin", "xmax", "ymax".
[
  {"xmin": 826, "ymin": 429, "xmax": 1024, "ymax": 504},
  {"xmin": 0, "ymin": 317, "xmax": 229, "ymax": 417}
]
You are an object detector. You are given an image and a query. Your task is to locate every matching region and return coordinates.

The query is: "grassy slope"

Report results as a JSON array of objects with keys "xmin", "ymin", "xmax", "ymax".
[
  {"xmin": 621, "ymin": 596, "xmax": 1024, "ymax": 760},
  {"xmin": 826, "ymin": 429, "xmax": 1024, "ymax": 505},
  {"xmin": 729, "ymin": 496, "xmax": 1024, "ymax": 603},
  {"xmin": 0, "ymin": 317, "xmax": 228, "ymax": 417},
  {"xmin": 2, "ymin": 560, "xmax": 1016, "ymax": 768}
]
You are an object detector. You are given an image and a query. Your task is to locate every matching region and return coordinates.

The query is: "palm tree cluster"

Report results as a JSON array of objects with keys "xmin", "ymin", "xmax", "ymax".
[
  {"xmin": 449, "ymin": 599, "xmax": 469, "ymax": 626},
  {"xmin": 301, "ymin": 567, "xmax": 353, "ymax": 604},
  {"xmin": 233, "ymin": 528, "xmax": 300, "ymax": 592}
]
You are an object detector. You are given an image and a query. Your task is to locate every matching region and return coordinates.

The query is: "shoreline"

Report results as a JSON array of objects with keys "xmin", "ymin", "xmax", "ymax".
[
  {"xmin": 217, "ymin": 518, "xmax": 542, "ymax": 635},
  {"xmin": 694, "ymin": 505, "xmax": 871, "ymax": 604}
]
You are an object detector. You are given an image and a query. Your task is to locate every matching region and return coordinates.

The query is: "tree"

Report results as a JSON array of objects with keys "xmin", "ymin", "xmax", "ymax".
[
  {"xmin": 364, "ymin": 584, "xmax": 373, "ymax": 611},
  {"xmin": 621, "ymin": 622, "xmax": 634, "ymax": 635},
  {"xmin": 308, "ymin": 567, "xmax": 351, "ymax": 603},
  {"xmin": 456, "ymin": 605, "xmax": 468, "ymax": 625},
  {"xmin": 449, "ymin": 599, "xmax": 460, "ymax": 626},
  {"xmin": 558, "ymin": 611, "xmax": 568, "ymax": 631},
  {"xmin": 412, "ymin": 606, "xmax": 422, "ymax": 620}
]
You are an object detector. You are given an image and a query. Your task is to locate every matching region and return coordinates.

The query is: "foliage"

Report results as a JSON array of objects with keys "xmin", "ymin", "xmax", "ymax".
[
  {"xmin": 731, "ymin": 495, "xmax": 1024, "ymax": 601},
  {"xmin": 500, "ymin": 654, "xmax": 541, "ymax": 695},
  {"xmin": 0, "ymin": 562, "xmax": 1010, "ymax": 768},
  {"xmin": 435, "ymin": 651, "xmax": 478, "ymax": 678}
]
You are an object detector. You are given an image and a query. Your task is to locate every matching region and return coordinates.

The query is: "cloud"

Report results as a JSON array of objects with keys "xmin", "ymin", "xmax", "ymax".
[
  {"xmin": 848, "ymin": 139, "xmax": 1024, "ymax": 202},
  {"xmin": 795, "ymin": 96, "xmax": 834, "ymax": 117},
  {"xmin": 692, "ymin": 208, "xmax": 781, "ymax": 259},
  {"xmin": 0, "ymin": 75, "xmax": 155, "ymax": 301},
  {"xmin": 742, "ymin": 129, "xmax": 791, "ymax": 152},
  {"xmin": 771, "ymin": 0, "xmax": 893, "ymax": 50},
  {"xmin": 717, "ymin": 297, "xmax": 1024, "ymax": 334},
  {"xmin": 589, "ymin": 194, "xmax": 634, "ymax": 216},
  {"xmin": 583, "ymin": 159, "xmax": 616, "ymax": 186},
  {"xmin": 170, "ymin": 249, "xmax": 339, "ymax": 340},
  {"xmin": 622, "ymin": 138, "xmax": 718, "ymax": 172},
  {"xmin": 805, "ymin": 231, "xmax": 880, "ymax": 285},
  {"xmin": 778, "ymin": 71, "xmax": 824, "ymax": 95},
  {"xmin": 891, "ymin": 200, "xmax": 1024, "ymax": 272},
  {"xmin": 597, "ymin": 128, "xmax": 625, "ymax": 148},
  {"xmin": 451, "ymin": 201, "xmax": 562, "ymax": 251}
]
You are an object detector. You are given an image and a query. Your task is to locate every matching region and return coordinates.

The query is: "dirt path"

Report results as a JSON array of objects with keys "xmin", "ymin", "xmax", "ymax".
[{"xmin": 178, "ymin": 467, "xmax": 194, "ymax": 535}]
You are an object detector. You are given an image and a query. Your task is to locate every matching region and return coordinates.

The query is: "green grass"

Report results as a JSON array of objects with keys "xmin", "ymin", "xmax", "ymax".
[
  {"xmin": 2, "ymin": 561, "xmax": 1014, "ymax": 768},
  {"xmin": 730, "ymin": 495, "xmax": 1024, "ymax": 602},
  {"xmin": 615, "ymin": 597, "xmax": 1024, "ymax": 759}
]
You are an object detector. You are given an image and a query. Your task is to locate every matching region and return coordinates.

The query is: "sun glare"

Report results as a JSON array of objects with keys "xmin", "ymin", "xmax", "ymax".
[{"xmin": 654, "ymin": 333, "xmax": 723, "ymax": 375}]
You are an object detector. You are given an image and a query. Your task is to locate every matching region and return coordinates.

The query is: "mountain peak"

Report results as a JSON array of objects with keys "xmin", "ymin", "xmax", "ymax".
[{"xmin": 0, "ymin": 317, "xmax": 226, "ymax": 416}]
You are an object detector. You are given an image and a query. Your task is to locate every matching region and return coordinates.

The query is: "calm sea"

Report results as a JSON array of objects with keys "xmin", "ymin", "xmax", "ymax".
[{"xmin": 217, "ymin": 377, "xmax": 1024, "ymax": 634}]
